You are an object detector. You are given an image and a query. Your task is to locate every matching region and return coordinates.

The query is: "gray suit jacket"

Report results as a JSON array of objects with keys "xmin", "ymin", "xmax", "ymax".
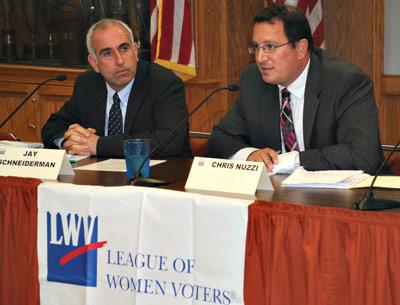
[
  {"xmin": 42, "ymin": 61, "xmax": 191, "ymax": 158},
  {"xmin": 206, "ymin": 49, "xmax": 384, "ymax": 174}
]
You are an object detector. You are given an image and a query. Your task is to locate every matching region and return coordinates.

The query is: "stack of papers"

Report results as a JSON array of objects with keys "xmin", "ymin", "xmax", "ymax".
[{"xmin": 282, "ymin": 167, "xmax": 370, "ymax": 189}]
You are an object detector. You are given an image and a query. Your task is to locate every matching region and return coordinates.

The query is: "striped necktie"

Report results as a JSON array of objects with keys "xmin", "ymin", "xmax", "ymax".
[
  {"xmin": 280, "ymin": 88, "xmax": 299, "ymax": 152},
  {"xmin": 108, "ymin": 92, "xmax": 123, "ymax": 136}
]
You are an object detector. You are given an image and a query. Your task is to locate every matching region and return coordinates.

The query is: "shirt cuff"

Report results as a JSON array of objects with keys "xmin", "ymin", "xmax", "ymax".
[
  {"xmin": 54, "ymin": 137, "xmax": 65, "ymax": 149},
  {"xmin": 229, "ymin": 147, "xmax": 259, "ymax": 161}
]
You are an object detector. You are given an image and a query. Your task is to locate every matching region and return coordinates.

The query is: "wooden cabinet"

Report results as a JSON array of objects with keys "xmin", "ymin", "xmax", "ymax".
[{"xmin": 0, "ymin": 64, "xmax": 84, "ymax": 142}]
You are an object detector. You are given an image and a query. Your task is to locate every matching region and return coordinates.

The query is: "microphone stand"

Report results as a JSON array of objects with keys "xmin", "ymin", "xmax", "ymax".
[
  {"xmin": 130, "ymin": 85, "xmax": 239, "ymax": 187},
  {"xmin": 352, "ymin": 140, "xmax": 400, "ymax": 210},
  {"xmin": 0, "ymin": 75, "xmax": 67, "ymax": 129}
]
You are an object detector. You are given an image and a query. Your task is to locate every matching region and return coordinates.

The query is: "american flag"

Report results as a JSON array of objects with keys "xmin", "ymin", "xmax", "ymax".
[
  {"xmin": 150, "ymin": 0, "xmax": 196, "ymax": 80},
  {"xmin": 266, "ymin": 0, "xmax": 325, "ymax": 48}
]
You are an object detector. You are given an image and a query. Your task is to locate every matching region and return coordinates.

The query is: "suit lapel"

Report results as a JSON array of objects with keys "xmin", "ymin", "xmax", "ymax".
[
  {"xmin": 124, "ymin": 61, "xmax": 148, "ymax": 132},
  {"xmin": 260, "ymin": 83, "xmax": 281, "ymax": 150},
  {"xmin": 89, "ymin": 75, "xmax": 107, "ymax": 136},
  {"xmin": 303, "ymin": 52, "xmax": 322, "ymax": 149}
]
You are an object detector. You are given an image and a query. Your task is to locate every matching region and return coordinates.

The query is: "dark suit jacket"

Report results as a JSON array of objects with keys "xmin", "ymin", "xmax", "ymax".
[
  {"xmin": 206, "ymin": 49, "xmax": 384, "ymax": 174},
  {"xmin": 42, "ymin": 61, "xmax": 191, "ymax": 158}
]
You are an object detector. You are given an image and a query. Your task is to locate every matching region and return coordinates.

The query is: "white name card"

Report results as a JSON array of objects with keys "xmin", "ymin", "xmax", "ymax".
[
  {"xmin": 185, "ymin": 157, "xmax": 274, "ymax": 198},
  {"xmin": 0, "ymin": 146, "xmax": 74, "ymax": 180}
]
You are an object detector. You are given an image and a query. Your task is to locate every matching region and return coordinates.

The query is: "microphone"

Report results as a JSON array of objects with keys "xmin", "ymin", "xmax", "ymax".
[
  {"xmin": 352, "ymin": 139, "xmax": 400, "ymax": 210},
  {"xmin": 0, "ymin": 75, "xmax": 67, "ymax": 129},
  {"xmin": 130, "ymin": 84, "xmax": 239, "ymax": 187}
]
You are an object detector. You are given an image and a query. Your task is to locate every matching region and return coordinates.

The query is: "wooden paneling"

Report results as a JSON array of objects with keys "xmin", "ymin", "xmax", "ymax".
[
  {"xmin": 0, "ymin": 64, "xmax": 81, "ymax": 141},
  {"xmin": 381, "ymin": 76, "xmax": 400, "ymax": 144},
  {"xmin": 323, "ymin": 0, "xmax": 400, "ymax": 146},
  {"xmin": 186, "ymin": 0, "xmax": 263, "ymax": 133},
  {"xmin": 383, "ymin": 75, "xmax": 400, "ymax": 95},
  {"xmin": 324, "ymin": 1, "xmax": 375, "ymax": 78},
  {"xmin": 381, "ymin": 93, "xmax": 400, "ymax": 144}
]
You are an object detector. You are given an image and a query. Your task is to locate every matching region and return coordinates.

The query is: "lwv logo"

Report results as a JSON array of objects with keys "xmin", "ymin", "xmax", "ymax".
[
  {"xmin": 49, "ymin": 212, "xmax": 98, "ymax": 247},
  {"xmin": 46, "ymin": 211, "xmax": 107, "ymax": 287}
]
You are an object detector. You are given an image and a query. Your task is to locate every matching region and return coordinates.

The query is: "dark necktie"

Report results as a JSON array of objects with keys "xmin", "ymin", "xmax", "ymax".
[
  {"xmin": 108, "ymin": 92, "xmax": 123, "ymax": 136},
  {"xmin": 280, "ymin": 88, "xmax": 299, "ymax": 152}
]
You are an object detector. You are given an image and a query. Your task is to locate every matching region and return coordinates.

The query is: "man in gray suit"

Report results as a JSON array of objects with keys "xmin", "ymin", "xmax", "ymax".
[
  {"xmin": 206, "ymin": 4, "xmax": 383, "ymax": 174},
  {"xmin": 42, "ymin": 19, "xmax": 191, "ymax": 158}
]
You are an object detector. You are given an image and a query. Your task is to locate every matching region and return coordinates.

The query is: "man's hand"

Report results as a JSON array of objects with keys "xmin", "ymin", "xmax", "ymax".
[
  {"xmin": 62, "ymin": 124, "xmax": 98, "ymax": 156},
  {"xmin": 247, "ymin": 148, "xmax": 280, "ymax": 172}
]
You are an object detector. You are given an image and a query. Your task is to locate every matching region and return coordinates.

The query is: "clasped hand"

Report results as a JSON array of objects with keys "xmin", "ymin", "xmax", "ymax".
[{"xmin": 62, "ymin": 124, "xmax": 99, "ymax": 156}]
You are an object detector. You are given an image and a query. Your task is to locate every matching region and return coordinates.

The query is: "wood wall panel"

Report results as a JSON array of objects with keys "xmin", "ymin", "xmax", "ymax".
[
  {"xmin": 323, "ymin": 0, "xmax": 400, "ymax": 146},
  {"xmin": 186, "ymin": 0, "xmax": 263, "ymax": 133},
  {"xmin": 381, "ymin": 75, "xmax": 400, "ymax": 144},
  {"xmin": 226, "ymin": 1, "xmax": 258, "ymax": 82},
  {"xmin": 380, "ymin": 93, "xmax": 400, "ymax": 144},
  {"xmin": 324, "ymin": 0, "xmax": 375, "ymax": 79}
]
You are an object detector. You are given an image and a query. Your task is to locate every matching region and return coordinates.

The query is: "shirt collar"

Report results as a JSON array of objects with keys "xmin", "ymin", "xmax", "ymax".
[
  {"xmin": 278, "ymin": 58, "xmax": 310, "ymax": 99},
  {"xmin": 106, "ymin": 78, "xmax": 135, "ymax": 106}
]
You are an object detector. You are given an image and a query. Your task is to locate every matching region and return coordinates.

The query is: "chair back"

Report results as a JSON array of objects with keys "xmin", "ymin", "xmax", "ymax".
[
  {"xmin": 388, "ymin": 154, "xmax": 400, "ymax": 175},
  {"xmin": 382, "ymin": 144, "xmax": 400, "ymax": 175},
  {"xmin": 0, "ymin": 132, "xmax": 18, "ymax": 141},
  {"xmin": 189, "ymin": 131, "xmax": 210, "ymax": 157}
]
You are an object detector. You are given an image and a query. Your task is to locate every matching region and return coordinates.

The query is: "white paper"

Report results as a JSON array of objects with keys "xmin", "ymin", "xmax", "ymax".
[
  {"xmin": 272, "ymin": 151, "xmax": 298, "ymax": 174},
  {"xmin": 74, "ymin": 159, "xmax": 166, "ymax": 172},
  {"xmin": 67, "ymin": 154, "xmax": 90, "ymax": 163},
  {"xmin": 350, "ymin": 176, "xmax": 400, "ymax": 189},
  {"xmin": 282, "ymin": 167, "xmax": 370, "ymax": 189}
]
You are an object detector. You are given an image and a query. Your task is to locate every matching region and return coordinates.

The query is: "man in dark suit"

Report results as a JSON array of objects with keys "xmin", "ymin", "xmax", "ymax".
[
  {"xmin": 42, "ymin": 19, "xmax": 191, "ymax": 158},
  {"xmin": 206, "ymin": 4, "xmax": 383, "ymax": 174}
]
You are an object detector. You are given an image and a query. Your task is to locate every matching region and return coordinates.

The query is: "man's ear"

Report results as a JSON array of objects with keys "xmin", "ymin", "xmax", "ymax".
[
  {"xmin": 88, "ymin": 54, "xmax": 99, "ymax": 73},
  {"xmin": 134, "ymin": 42, "xmax": 140, "ymax": 61},
  {"xmin": 296, "ymin": 38, "xmax": 309, "ymax": 59}
]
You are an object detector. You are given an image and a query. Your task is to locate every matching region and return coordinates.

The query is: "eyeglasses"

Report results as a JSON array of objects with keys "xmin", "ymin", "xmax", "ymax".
[{"xmin": 248, "ymin": 41, "xmax": 291, "ymax": 55}]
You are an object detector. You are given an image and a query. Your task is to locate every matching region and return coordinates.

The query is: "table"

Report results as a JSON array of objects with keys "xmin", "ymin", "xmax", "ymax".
[
  {"xmin": 61, "ymin": 157, "xmax": 400, "ymax": 210},
  {"xmin": 2, "ymin": 158, "xmax": 400, "ymax": 305}
]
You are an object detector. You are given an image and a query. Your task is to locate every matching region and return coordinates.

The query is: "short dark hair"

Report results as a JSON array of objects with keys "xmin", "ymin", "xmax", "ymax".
[{"xmin": 253, "ymin": 4, "xmax": 314, "ymax": 51}]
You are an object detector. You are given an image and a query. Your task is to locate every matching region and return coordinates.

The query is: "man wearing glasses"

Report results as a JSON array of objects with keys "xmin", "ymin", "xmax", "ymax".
[
  {"xmin": 42, "ymin": 19, "xmax": 191, "ymax": 158},
  {"xmin": 206, "ymin": 4, "xmax": 384, "ymax": 174}
]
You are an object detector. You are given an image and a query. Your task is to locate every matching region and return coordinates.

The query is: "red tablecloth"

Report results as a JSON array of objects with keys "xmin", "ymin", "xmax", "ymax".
[
  {"xmin": 245, "ymin": 201, "xmax": 400, "ymax": 305},
  {"xmin": 0, "ymin": 176, "xmax": 41, "ymax": 305}
]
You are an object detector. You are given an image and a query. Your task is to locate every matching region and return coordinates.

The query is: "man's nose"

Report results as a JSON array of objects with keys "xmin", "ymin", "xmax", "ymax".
[
  {"xmin": 255, "ymin": 49, "xmax": 270, "ymax": 62},
  {"xmin": 115, "ymin": 51, "xmax": 124, "ymax": 65}
]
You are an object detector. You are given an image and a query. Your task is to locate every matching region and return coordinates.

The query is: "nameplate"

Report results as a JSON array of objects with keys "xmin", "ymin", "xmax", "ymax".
[
  {"xmin": 0, "ymin": 146, "xmax": 74, "ymax": 180},
  {"xmin": 185, "ymin": 157, "xmax": 274, "ymax": 198}
]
